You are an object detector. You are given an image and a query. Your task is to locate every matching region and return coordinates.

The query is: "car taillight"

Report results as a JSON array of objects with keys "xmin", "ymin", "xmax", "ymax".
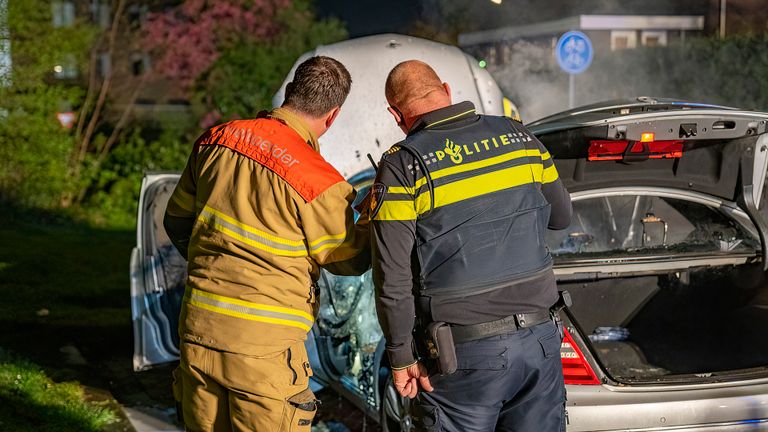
[
  {"xmin": 588, "ymin": 140, "xmax": 684, "ymax": 161},
  {"xmin": 561, "ymin": 327, "xmax": 600, "ymax": 385}
]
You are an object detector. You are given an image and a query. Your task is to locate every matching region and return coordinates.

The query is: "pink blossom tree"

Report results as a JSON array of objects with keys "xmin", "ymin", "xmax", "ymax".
[{"xmin": 144, "ymin": 0, "xmax": 291, "ymax": 87}]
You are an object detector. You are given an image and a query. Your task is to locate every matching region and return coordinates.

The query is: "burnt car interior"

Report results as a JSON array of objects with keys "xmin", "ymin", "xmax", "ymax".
[{"xmin": 314, "ymin": 175, "xmax": 383, "ymax": 408}]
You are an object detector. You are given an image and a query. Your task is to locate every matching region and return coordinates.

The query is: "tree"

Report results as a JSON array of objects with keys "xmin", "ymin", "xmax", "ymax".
[
  {"xmin": 144, "ymin": 0, "xmax": 347, "ymax": 123},
  {"xmin": 199, "ymin": 0, "xmax": 347, "ymax": 121},
  {"xmin": 0, "ymin": 0, "xmax": 95, "ymax": 209},
  {"xmin": 144, "ymin": 0, "xmax": 291, "ymax": 88}
]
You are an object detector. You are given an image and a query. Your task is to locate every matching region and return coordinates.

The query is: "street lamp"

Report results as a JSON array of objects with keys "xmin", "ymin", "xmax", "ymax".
[
  {"xmin": 719, "ymin": 0, "xmax": 726, "ymax": 38},
  {"xmin": 490, "ymin": 0, "xmax": 502, "ymax": 4}
]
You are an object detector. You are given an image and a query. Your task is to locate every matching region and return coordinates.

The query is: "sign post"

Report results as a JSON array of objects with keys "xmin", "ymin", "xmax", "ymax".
[{"xmin": 556, "ymin": 31, "xmax": 593, "ymax": 109}]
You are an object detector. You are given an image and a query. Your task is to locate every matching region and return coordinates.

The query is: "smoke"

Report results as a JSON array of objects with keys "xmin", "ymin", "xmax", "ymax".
[
  {"xmin": 487, "ymin": 36, "xmax": 768, "ymax": 122},
  {"xmin": 488, "ymin": 41, "xmax": 570, "ymax": 122}
]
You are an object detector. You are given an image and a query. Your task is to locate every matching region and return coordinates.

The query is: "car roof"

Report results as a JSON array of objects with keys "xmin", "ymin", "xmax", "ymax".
[{"xmin": 272, "ymin": 33, "xmax": 504, "ymax": 178}]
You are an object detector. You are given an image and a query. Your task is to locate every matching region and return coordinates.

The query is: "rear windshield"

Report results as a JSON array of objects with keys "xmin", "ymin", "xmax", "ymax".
[{"xmin": 546, "ymin": 195, "xmax": 759, "ymax": 259}]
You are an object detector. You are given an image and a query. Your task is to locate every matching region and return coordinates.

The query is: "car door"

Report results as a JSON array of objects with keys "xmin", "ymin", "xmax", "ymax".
[
  {"xmin": 130, "ymin": 170, "xmax": 378, "ymax": 391},
  {"xmin": 131, "ymin": 172, "xmax": 185, "ymax": 371}
]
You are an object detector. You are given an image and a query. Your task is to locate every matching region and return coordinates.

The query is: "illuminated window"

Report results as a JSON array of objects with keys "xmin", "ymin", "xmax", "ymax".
[
  {"xmin": 641, "ymin": 31, "xmax": 667, "ymax": 47},
  {"xmin": 610, "ymin": 30, "xmax": 637, "ymax": 51},
  {"xmin": 488, "ymin": 46, "xmax": 497, "ymax": 65}
]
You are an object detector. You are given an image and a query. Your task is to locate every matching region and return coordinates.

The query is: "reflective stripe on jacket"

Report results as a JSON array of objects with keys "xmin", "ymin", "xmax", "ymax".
[{"xmin": 165, "ymin": 110, "xmax": 369, "ymax": 356}]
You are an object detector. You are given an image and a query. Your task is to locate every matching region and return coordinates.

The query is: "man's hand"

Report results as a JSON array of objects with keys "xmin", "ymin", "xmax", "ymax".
[
  {"xmin": 392, "ymin": 362, "xmax": 433, "ymax": 399},
  {"xmin": 353, "ymin": 189, "xmax": 373, "ymax": 222}
]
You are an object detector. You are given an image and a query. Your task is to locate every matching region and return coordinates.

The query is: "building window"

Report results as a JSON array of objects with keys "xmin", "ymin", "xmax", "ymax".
[
  {"xmin": 52, "ymin": 1, "xmax": 76, "ymax": 28},
  {"xmin": 96, "ymin": 1, "xmax": 111, "ymax": 29},
  {"xmin": 610, "ymin": 30, "xmax": 637, "ymax": 51},
  {"xmin": 488, "ymin": 46, "xmax": 497, "ymax": 65},
  {"xmin": 501, "ymin": 43, "xmax": 512, "ymax": 65},
  {"xmin": 127, "ymin": 4, "xmax": 147, "ymax": 29},
  {"xmin": 1, "ymin": 0, "xmax": 10, "ymax": 87},
  {"xmin": 641, "ymin": 31, "xmax": 667, "ymax": 47},
  {"xmin": 131, "ymin": 52, "xmax": 150, "ymax": 76},
  {"xmin": 98, "ymin": 52, "xmax": 111, "ymax": 78}
]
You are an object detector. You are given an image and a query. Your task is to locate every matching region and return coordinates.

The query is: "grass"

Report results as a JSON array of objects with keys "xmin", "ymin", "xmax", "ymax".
[
  {"xmin": 0, "ymin": 207, "xmax": 138, "ymax": 430},
  {"xmin": 0, "ymin": 349, "xmax": 116, "ymax": 432}
]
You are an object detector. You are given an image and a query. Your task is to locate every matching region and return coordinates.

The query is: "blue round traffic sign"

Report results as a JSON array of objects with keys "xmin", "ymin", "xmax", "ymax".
[{"xmin": 556, "ymin": 31, "xmax": 593, "ymax": 74}]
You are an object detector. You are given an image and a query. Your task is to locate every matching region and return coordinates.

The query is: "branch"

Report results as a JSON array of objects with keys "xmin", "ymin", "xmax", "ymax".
[
  {"xmin": 76, "ymin": 0, "xmax": 128, "ymax": 168},
  {"xmin": 75, "ymin": 71, "xmax": 148, "ymax": 204},
  {"xmin": 74, "ymin": 36, "xmax": 102, "ymax": 144}
]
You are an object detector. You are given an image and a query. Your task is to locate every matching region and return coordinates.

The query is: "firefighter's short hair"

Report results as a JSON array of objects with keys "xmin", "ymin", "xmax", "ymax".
[{"xmin": 284, "ymin": 56, "xmax": 352, "ymax": 118}]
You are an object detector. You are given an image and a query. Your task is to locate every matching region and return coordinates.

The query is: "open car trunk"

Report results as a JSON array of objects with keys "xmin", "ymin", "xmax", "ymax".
[
  {"xmin": 530, "ymin": 103, "xmax": 768, "ymax": 386},
  {"xmin": 560, "ymin": 263, "xmax": 768, "ymax": 384}
]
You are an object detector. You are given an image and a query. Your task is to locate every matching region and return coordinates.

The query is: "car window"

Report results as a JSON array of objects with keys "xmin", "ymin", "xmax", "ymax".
[{"xmin": 546, "ymin": 195, "xmax": 760, "ymax": 258}]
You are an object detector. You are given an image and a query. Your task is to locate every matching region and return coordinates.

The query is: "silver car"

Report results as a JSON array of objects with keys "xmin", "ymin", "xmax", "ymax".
[{"xmin": 131, "ymin": 36, "xmax": 768, "ymax": 431}]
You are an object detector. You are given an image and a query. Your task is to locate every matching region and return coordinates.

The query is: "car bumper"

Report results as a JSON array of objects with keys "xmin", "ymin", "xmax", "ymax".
[{"xmin": 566, "ymin": 381, "xmax": 768, "ymax": 431}]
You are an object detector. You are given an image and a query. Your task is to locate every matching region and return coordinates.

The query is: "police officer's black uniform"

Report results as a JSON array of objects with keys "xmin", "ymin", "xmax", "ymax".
[{"xmin": 371, "ymin": 101, "xmax": 572, "ymax": 431}]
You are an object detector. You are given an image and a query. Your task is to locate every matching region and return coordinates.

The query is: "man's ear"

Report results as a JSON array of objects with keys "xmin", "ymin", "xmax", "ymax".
[
  {"xmin": 325, "ymin": 107, "xmax": 341, "ymax": 128},
  {"xmin": 443, "ymin": 82, "xmax": 452, "ymax": 100},
  {"xmin": 387, "ymin": 106, "xmax": 402, "ymax": 125}
]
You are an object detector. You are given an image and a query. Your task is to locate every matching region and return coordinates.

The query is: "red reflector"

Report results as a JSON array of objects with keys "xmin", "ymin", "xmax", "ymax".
[
  {"xmin": 561, "ymin": 328, "xmax": 600, "ymax": 385},
  {"xmin": 588, "ymin": 140, "xmax": 627, "ymax": 161},
  {"xmin": 588, "ymin": 140, "xmax": 684, "ymax": 161}
]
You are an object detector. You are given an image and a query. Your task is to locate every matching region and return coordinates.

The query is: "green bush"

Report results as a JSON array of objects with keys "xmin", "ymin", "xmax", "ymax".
[{"xmin": 81, "ymin": 126, "xmax": 191, "ymax": 228}]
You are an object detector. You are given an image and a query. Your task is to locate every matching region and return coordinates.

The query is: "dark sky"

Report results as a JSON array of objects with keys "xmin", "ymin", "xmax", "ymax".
[
  {"xmin": 315, "ymin": 0, "xmax": 422, "ymax": 37},
  {"xmin": 316, "ymin": 0, "xmax": 719, "ymax": 38}
]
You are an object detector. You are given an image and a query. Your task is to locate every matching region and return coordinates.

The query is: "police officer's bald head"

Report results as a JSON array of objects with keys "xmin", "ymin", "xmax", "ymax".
[{"xmin": 385, "ymin": 60, "xmax": 452, "ymax": 131}]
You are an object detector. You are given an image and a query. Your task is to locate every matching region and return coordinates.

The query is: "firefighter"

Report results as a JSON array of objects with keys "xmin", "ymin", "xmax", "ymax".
[
  {"xmin": 371, "ymin": 60, "xmax": 572, "ymax": 431},
  {"xmin": 163, "ymin": 56, "xmax": 370, "ymax": 431}
]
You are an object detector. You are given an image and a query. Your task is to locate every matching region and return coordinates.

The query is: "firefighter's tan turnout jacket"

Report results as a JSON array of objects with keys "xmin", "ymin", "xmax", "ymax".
[{"xmin": 164, "ymin": 108, "xmax": 370, "ymax": 356}]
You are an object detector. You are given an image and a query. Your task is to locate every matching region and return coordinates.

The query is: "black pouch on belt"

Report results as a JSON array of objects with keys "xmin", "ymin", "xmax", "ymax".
[{"xmin": 425, "ymin": 322, "xmax": 458, "ymax": 375}]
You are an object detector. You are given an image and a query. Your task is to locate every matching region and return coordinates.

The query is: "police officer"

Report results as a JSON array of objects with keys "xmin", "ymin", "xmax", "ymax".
[
  {"xmin": 164, "ymin": 56, "xmax": 370, "ymax": 431},
  {"xmin": 370, "ymin": 60, "xmax": 572, "ymax": 431}
]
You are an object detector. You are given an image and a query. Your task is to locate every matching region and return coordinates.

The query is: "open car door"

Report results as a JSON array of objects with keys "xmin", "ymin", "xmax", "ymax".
[{"xmin": 130, "ymin": 173, "xmax": 184, "ymax": 371}]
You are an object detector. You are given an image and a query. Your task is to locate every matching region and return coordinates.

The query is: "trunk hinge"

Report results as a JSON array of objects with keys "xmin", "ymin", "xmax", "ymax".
[{"xmin": 738, "ymin": 143, "xmax": 768, "ymax": 270}]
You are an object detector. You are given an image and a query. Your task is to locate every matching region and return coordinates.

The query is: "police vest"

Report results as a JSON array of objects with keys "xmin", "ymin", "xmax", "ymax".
[{"xmin": 398, "ymin": 115, "xmax": 554, "ymax": 299}]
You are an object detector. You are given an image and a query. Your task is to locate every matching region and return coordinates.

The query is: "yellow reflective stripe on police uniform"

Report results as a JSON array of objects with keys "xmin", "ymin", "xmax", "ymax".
[
  {"xmin": 415, "ymin": 163, "xmax": 542, "ymax": 214},
  {"xmin": 185, "ymin": 287, "xmax": 314, "ymax": 331},
  {"xmin": 542, "ymin": 164, "xmax": 559, "ymax": 184},
  {"xmin": 374, "ymin": 200, "xmax": 417, "ymax": 221},
  {"xmin": 387, "ymin": 148, "xmax": 544, "ymax": 196},
  {"xmin": 198, "ymin": 205, "xmax": 308, "ymax": 257}
]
